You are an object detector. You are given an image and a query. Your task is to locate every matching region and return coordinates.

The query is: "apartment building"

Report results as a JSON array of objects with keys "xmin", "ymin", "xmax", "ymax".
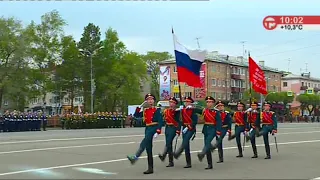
[
  {"xmin": 159, "ymin": 51, "xmax": 283, "ymax": 101},
  {"xmin": 281, "ymin": 72, "xmax": 320, "ymax": 94}
]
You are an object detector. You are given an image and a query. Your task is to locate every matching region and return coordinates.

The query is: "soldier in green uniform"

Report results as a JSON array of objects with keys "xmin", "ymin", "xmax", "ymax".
[
  {"xmin": 228, "ymin": 101, "xmax": 249, "ymax": 158},
  {"xmin": 66, "ymin": 113, "xmax": 71, "ymax": 129},
  {"xmin": 122, "ymin": 112, "xmax": 127, "ymax": 128},
  {"xmin": 60, "ymin": 114, "xmax": 65, "ymax": 129},
  {"xmin": 246, "ymin": 101, "xmax": 261, "ymax": 158},
  {"xmin": 257, "ymin": 102, "xmax": 278, "ymax": 159},
  {"xmin": 173, "ymin": 97, "xmax": 198, "ymax": 169},
  {"xmin": 127, "ymin": 93, "xmax": 164, "ymax": 174},
  {"xmin": 194, "ymin": 96, "xmax": 221, "ymax": 169},
  {"xmin": 214, "ymin": 101, "xmax": 232, "ymax": 163},
  {"xmin": 158, "ymin": 97, "xmax": 181, "ymax": 167}
]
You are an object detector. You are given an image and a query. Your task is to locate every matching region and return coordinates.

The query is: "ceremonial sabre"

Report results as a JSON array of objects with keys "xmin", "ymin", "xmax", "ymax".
[
  {"xmin": 174, "ymin": 134, "xmax": 179, "ymax": 152},
  {"xmin": 242, "ymin": 133, "xmax": 246, "ymax": 151},
  {"xmin": 274, "ymin": 135, "xmax": 279, "ymax": 153}
]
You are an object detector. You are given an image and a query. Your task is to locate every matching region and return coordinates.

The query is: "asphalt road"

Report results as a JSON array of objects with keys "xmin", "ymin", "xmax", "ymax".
[{"xmin": 0, "ymin": 123, "xmax": 319, "ymax": 179}]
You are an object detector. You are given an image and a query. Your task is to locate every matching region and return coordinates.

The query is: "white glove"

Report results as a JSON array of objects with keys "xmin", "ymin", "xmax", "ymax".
[
  {"xmin": 153, "ymin": 133, "xmax": 158, "ymax": 138},
  {"xmin": 245, "ymin": 108, "xmax": 252, "ymax": 113},
  {"xmin": 249, "ymin": 128, "xmax": 253, "ymax": 133},
  {"xmin": 243, "ymin": 131, "xmax": 248, "ymax": 136},
  {"xmin": 186, "ymin": 105, "xmax": 192, "ymax": 109},
  {"xmin": 182, "ymin": 127, "xmax": 188, "ymax": 134},
  {"xmin": 272, "ymin": 133, "xmax": 276, "ymax": 137},
  {"xmin": 179, "ymin": 105, "xmax": 183, "ymax": 110}
]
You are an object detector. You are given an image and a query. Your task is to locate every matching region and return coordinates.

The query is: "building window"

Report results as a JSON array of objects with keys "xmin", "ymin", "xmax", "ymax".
[
  {"xmin": 283, "ymin": 82, "xmax": 288, "ymax": 87},
  {"xmin": 173, "ymin": 80, "xmax": 178, "ymax": 86},
  {"xmin": 212, "ymin": 79, "xmax": 216, "ymax": 86},
  {"xmin": 184, "ymin": 92, "xmax": 192, "ymax": 97},
  {"xmin": 241, "ymin": 68, "xmax": 245, "ymax": 75},
  {"xmin": 173, "ymin": 66, "xmax": 177, "ymax": 73},
  {"xmin": 241, "ymin": 80, "xmax": 245, "ymax": 88},
  {"xmin": 173, "ymin": 93, "xmax": 179, "ymax": 98},
  {"xmin": 211, "ymin": 65, "xmax": 216, "ymax": 72},
  {"xmin": 218, "ymin": 80, "xmax": 221, "ymax": 87},
  {"xmin": 231, "ymin": 79, "xmax": 236, "ymax": 87},
  {"xmin": 222, "ymin": 80, "xmax": 225, "ymax": 87},
  {"xmin": 239, "ymin": 93, "xmax": 243, "ymax": 99},
  {"xmin": 217, "ymin": 93, "xmax": 222, "ymax": 99},
  {"xmin": 227, "ymin": 93, "xmax": 231, "ymax": 100},
  {"xmin": 64, "ymin": 98, "xmax": 70, "ymax": 103},
  {"xmin": 226, "ymin": 80, "xmax": 230, "ymax": 87},
  {"xmin": 211, "ymin": 92, "xmax": 216, "ymax": 98},
  {"xmin": 302, "ymin": 82, "xmax": 304, "ymax": 86},
  {"xmin": 308, "ymin": 83, "xmax": 311, "ymax": 87}
]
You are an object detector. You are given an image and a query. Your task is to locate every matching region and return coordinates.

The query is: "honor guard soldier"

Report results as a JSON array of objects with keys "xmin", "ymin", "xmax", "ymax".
[
  {"xmin": 158, "ymin": 97, "xmax": 181, "ymax": 167},
  {"xmin": 42, "ymin": 113, "xmax": 48, "ymax": 131},
  {"xmin": 246, "ymin": 101, "xmax": 261, "ymax": 158},
  {"xmin": 127, "ymin": 93, "xmax": 164, "ymax": 174},
  {"xmin": 173, "ymin": 97, "xmax": 198, "ymax": 169},
  {"xmin": 228, "ymin": 101, "xmax": 249, "ymax": 158},
  {"xmin": 215, "ymin": 100, "xmax": 232, "ymax": 163},
  {"xmin": 258, "ymin": 101, "xmax": 278, "ymax": 159},
  {"xmin": 3, "ymin": 111, "xmax": 10, "ymax": 132},
  {"xmin": 0, "ymin": 114, "xmax": 4, "ymax": 132},
  {"xmin": 195, "ymin": 96, "xmax": 221, "ymax": 169}
]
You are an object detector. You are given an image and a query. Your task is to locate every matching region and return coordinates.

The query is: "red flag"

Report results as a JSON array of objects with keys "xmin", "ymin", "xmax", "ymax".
[{"xmin": 249, "ymin": 57, "xmax": 267, "ymax": 95}]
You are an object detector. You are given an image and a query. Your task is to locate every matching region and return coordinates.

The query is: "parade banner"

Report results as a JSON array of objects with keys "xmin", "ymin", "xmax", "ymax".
[
  {"xmin": 194, "ymin": 63, "xmax": 206, "ymax": 99},
  {"xmin": 159, "ymin": 66, "xmax": 171, "ymax": 100}
]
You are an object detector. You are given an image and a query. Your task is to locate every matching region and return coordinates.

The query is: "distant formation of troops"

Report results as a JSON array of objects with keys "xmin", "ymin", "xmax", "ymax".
[
  {"xmin": 59, "ymin": 112, "xmax": 127, "ymax": 129},
  {"xmin": 0, "ymin": 110, "xmax": 48, "ymax": 132},
  {"xmin": 127, "ymin": 93, "xmax": 278, "ymax": 174}
]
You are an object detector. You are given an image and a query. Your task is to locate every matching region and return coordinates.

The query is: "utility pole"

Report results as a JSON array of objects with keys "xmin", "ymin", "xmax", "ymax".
[
  {"xmin": 240, "ymin": 41, "xmax": 246, "ymax": 61},
  {"xmin": 287, "ymin": 58, "xmax": 291, "ymax": 72}
]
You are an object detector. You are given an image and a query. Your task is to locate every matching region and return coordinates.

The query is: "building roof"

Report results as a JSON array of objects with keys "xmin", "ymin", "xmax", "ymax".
[
  {"xmin": 282, "ymin": 73, "xmax": 320, "ymax": 82},
  {"xmin": 159, "ymin": 51, "xmax": 282, "ymax": 73}
]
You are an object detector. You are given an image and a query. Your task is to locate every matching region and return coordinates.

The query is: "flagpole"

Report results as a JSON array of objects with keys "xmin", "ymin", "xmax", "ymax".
[
  {"xmin": 172, "ymin": 28, "xmax": 184, "ymax": 106},
  {"xmin": 248, "ymin": 52, "xmax": 253, "ymax": 106}
]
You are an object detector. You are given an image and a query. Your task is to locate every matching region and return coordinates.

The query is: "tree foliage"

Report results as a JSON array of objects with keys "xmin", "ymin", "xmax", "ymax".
[
  {"xmin": 0, "ymin": 10, "xmax": 162, "ymax": 113},
  {"xmin": 296, "ymin": 94, "xmax": 320, "ymax": 114}
]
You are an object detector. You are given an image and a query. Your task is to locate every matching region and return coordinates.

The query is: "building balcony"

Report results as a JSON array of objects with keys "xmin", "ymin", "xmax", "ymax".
[
  {"xmin": 231, "ymin": 87, "xmax": 245, "ymax": 93},
  {"xmin": 300, "ymin": 86, "xmax": 308, "ymax": 90},
  {"xmin": 231, "ymin": 74, "xmax": 241, "ymax": 79}
]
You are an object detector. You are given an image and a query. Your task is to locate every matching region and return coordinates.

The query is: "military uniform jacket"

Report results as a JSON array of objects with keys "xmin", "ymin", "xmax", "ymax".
[
  {"xmin": 178, "ymin": 107, "xmax": 198, "ymax": 131},
  {"xmin": 134, "ymin": 106, "xmax": 164, "ymax": 130},
  {"xmin": 220, "ymin": 110, "xmax": 232, "ymax": 133},
  {"xmin": 260, "ymin": 111, "xmax": 278, "ymax": 130},
  {"xmin": 234, "ymin": 111, "xmax": 249, "ymax": 129},
  {"xmin": 247, "ymin": 110, "xmax": 260, "ymax": 129},
  {"xmin": 163, "ymin": 108, "xmax": 181, "ymax": 129}
]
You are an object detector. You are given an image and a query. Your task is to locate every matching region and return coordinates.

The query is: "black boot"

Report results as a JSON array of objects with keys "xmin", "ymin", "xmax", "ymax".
[
  {"xmin": 166, "ymin": 152, "xmax": 174, "ymax": 167},
  {"xmin": 158, "ymin": 147, "xmax": 167, "ymax": 162},
  {"xmin": 217, "ymin": 149, "xmax": 224, "ymax": 163},
  {"xmin": 127, "ymin": 155, "xmax": 138, "ymax": 165},
  {"xmin": 205, "ymin": 152, "xmax": 213, "ymax": 170},
  {"xmin": 236, "ymin": 144, "xmax": 243, "ymax": 158},
  {"xmin": 228, "ymin": 134, "xmax": 236, "ymax": 141},
  {"xmin": 252, "ymin": 145, "xmax": 258, "ymax": 158},
  {"xmin": 143, "ymin": 155, "xmax": 154, "ymax": 174},
  {"xmin": 264, "ymin": 145, "xmax": 271, "ymax": 159},
  {"xmin": 184, "ymin": 153, "xmax": 192, "ymax": 168},
  {"xmin": 197, "ymin": 149, "xmax": 206, "ymax": 162}
]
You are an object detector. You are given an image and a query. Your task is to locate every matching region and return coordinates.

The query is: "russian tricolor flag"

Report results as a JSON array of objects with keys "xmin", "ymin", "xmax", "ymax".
[{"xmin": 173, "ymin": 30, "xmax": 207, "ymax": 88}]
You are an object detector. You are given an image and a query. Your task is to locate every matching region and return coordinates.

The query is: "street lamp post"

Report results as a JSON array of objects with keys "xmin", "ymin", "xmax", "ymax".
[{"xmin": 79, "ymin": 46, "xmax": 104, "ymax": 114}]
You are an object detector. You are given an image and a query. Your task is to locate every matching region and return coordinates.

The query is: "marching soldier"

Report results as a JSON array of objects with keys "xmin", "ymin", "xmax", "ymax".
[
  {"xmin": 42, "ymin": 113, "xmax": 48, "ymax": 131},
  {"xmin": 195, "ymin": 96, "xmax": 221, "ymax": 169},
  {"xmin": 214, "ymin": 100, "xmax": 232, "ymax": 163},
  {"xmin": 127, "ymin": 93, "xmax": 164, "ymax": 174},
  {"xmin": 0, "ymin": 113, "xmax": 3, "ymax": 132},
  {"xmin": 257, "ymin": 102, "xmax": 278, "ymax": 159},
  {"xmin": 158, "ymin": 97, "xmax": 181, "ymax": 167},
  {"xmin": 173, "ymin": 97, "xmax": 198, "ymax": 169},
  {"xmin": 228, "ymin": 101, "xmax": 249, "ymax": 158},
  {"xmin": 36, "ymin": 113, "xmax": 41, "ymax": 131},
  {"xmin": 246, "ymin": 101, "xmax": 261, "ymax": 158}
]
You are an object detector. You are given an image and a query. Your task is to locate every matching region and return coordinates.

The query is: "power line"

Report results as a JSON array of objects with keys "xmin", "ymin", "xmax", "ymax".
[{"xmin": 255, "ymin": 44, "xmax": 320, "ymax": 58}]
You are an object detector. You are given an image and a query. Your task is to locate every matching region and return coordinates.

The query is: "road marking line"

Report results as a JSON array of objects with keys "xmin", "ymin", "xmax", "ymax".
[
  {"xmin": 312, "ymin": 177, "xmax": 320, "ymax": 180},
  {"xmin": 0, "ymin": 127, "xmax": 318, "ymax": 145},
  {"xmin": 0, "ymin": 131, "xmax": 319, "ymax": 155},
  {"xmin": 0, "ymin": 139, "xmax": 319, "ymax": 176}
]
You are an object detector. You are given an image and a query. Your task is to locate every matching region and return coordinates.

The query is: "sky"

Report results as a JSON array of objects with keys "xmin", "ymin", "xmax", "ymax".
[{"xmin": 1, "ymin": 0, "xmax": 320, "ymax": 77}]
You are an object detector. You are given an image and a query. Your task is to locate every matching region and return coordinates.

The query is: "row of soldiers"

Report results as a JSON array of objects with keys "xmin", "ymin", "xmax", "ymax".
[
  {"xmin": 0, "ymin": 111, "xmax": 48, "ymax": 132},
  {"xmin": 59, "ymin": 112, "xmax": 127, "ymax": 129},
  {"xmin": 127, "ymin": 93, "xmax": 278, "ymax": 174}
]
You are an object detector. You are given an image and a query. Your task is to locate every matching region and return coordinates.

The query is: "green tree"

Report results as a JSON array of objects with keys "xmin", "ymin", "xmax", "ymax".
[
  {"xmin": 296, "ymin": 94, "xmax": 320, "ymax": 115},
  {"xmin": 55, "ymin": 36, "xmax": 82, "ymax": 112},
  {"xmin": 94, "ymin": 28, "xmax": 146, "ymax": 112},
  {"xmin": 77, "ymin": 23, "xmax": 102, "ymax": 112},
  {"xmin": 142, "ymin": 51, "xmax": 172, "ymax": 99},
  {"xmin": 0, "ymin": 17, "xmax": 36, "ymax": 111},
  {"xmin": 26, "ymin": 10, "xmax": 66, "ymax": 107},
  {"xmin": 242, "ymin": 89, "xmax": 261, "ymax": 103}
]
